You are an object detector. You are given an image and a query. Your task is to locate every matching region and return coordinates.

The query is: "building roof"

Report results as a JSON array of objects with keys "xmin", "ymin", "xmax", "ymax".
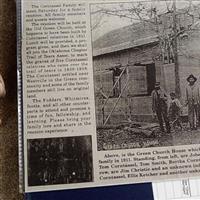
[
  {"xmin": 92, "ymin": 4, "xmax": 200, "ymax": 57},
  {"xmin": 93, "ymin": 23, "xmax": 159, "ymax": 57}
]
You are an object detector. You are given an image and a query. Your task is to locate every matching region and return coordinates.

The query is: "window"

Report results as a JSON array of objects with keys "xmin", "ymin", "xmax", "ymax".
[
  {"xmin": 95, "ymin": 63, "xmax": 156, "ymax": 99},
  {"xmin": 146, "ymin": 63, "xmax": 156, "ymax": 95},
  {"xmin": 124, "ymin": 63, "xmax": 156, "ymax": 96}
]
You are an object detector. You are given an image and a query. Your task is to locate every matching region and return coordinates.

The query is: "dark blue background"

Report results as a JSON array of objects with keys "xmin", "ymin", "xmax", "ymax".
[{"xmin": 26, "ymin": 183, "xmax": 153, "ymax": 200}]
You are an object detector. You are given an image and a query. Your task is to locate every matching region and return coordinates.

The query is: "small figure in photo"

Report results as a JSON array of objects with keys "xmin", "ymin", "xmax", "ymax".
[
  {"xmin": 169, "ymin": 92, "xmax": 183, "ymax": 130},
  {"xmin": 185, "ymin": 74, "xmax": 199, "ymax": 130},
  {"xmin": 151, "ymin": 82, "xmax": 171, "ymax": 134}
]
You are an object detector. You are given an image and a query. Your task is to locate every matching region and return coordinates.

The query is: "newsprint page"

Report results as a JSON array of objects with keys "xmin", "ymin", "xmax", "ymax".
[{"xmin": 19, "ymin": 0, "xmax": 200, "ymax": 192}]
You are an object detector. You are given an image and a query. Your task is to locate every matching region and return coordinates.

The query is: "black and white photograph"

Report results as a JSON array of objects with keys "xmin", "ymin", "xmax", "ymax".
[
  {"xmin": 90, "ymin": 1, "xmax": 200, "ymax": 151},
  {"xmin": 27, "ymin": 136, "xmax": 93, "ymax": 186}
]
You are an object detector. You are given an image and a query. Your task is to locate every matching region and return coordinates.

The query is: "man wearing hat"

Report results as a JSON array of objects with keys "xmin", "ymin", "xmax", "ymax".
[
  {"xmin": 151, "ymin": 82, "xmax": 171, "ymax": 133},
  {"xmin": 185, "ymin": 74, "xmax": 199, "ymax": 130},
  {"xmin": 109, "ymin": 63, "xmax": 123, "ymax": 97}
]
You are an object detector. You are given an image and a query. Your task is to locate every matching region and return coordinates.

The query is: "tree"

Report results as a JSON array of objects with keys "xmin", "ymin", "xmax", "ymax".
[
  {"xmin": 172, "ymin": 0, "xmax": 181, "ymax": 97},
  {"xmin": 91, "ymin": 0, "xmax": 200, "ymax": 98}
]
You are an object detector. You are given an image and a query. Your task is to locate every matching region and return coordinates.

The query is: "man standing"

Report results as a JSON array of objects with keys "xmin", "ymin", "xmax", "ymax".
[
  {"xmin": 151, "ymin": 82, "xmax": 171, "ymax": 133},
  {"xmin": 109, "ymin": 63, "xmax": 123, "ymax": 97},
  {"xmin": 185, "ymin": 74, "xmax": 199, "ymax": 130}
]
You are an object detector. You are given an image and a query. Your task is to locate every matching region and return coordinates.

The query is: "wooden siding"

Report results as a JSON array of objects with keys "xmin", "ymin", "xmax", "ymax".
[{"xmin": 93, "ymin": 30, "xmax": 200, "ymax": 125}]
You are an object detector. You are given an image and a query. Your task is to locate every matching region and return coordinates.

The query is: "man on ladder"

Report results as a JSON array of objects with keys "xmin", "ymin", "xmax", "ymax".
[{"xmin": 109, "ymin": 63, "xmax": 123, "ymax": 97}]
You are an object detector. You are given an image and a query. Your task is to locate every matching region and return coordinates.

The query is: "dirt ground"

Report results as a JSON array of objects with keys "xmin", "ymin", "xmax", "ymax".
[{"xmin": 97, "ymin": 122, "xmax": 200, "ymax": 151}]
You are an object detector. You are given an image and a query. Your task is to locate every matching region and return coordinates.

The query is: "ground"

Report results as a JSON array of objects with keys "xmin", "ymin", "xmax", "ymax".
[{"xmin": 97, "ymin": 122, "xmax": 200, "ymax": 151}]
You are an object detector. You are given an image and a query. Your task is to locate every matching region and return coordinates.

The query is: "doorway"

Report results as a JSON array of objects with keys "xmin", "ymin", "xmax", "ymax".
[{"xmin": 146, "ymin": 63, "xmax": 156, "ymax": 95}]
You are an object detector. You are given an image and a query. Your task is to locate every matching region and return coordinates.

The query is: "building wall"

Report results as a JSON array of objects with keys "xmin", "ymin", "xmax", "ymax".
[
  {"xmin": 93, "ymin": 43, "xmax": 163, "ymax": 91},
  {"xmin": 93, "ymin": 44, "xmax": 159, "ymax": 71},
  {"xmin": 93, "ymin": 32, "xmax": 200, "ymax": 125},
  {"xmin": 93, "ymin": 44, "xmax": 161, "ymax": 125},
  {"xmin": 95, "ymin": 96, "xmax": 153, "ymax": 126},
  {"xmin": 163, "ymin": 29, "xmax": 200, "ymax": 102},
  {"xmin": 163, "ymin": 61, "xmax": 200, "ymax": 100}
]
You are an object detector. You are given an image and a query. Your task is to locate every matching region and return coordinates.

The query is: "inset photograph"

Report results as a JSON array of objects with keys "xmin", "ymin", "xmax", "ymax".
[{"xmin": 27, "ymin": 136, "xmax": 93, "ymax": 186}]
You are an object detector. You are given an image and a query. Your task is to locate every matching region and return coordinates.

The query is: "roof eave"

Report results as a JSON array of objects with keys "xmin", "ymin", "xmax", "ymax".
[{"xmin": 93, "ymin": 35, "xmax": 159, "ymax": 57}]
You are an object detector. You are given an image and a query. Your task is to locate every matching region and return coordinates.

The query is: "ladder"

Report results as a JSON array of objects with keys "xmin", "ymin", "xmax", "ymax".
[
  {"xmin": 95, "ymin": 86, "xmax": 108, "ymax": 99},
  {"xmin": 101, "ymin": 64, "xmax": 129, "ymax": 126}
]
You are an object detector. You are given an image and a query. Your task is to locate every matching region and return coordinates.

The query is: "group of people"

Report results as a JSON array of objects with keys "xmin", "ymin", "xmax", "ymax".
[
  {"xmin": 28, "ymin": 138, "xmax": 92, "ymax": 186},
  {"xmin": 152, "ymin": 74, "xmax": 200, "ymax": 134}
]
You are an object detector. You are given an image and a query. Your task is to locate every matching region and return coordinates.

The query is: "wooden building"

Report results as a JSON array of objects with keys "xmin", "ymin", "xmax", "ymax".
[{"xmin": 93, "ymin": 11, "xmax": 200, "ymax": 126}]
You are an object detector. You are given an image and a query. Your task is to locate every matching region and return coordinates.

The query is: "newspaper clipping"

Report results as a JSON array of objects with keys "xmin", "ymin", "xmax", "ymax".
[{"xmin": 20, "ymin": 0, "xmax": 200, "ymax": 192}]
